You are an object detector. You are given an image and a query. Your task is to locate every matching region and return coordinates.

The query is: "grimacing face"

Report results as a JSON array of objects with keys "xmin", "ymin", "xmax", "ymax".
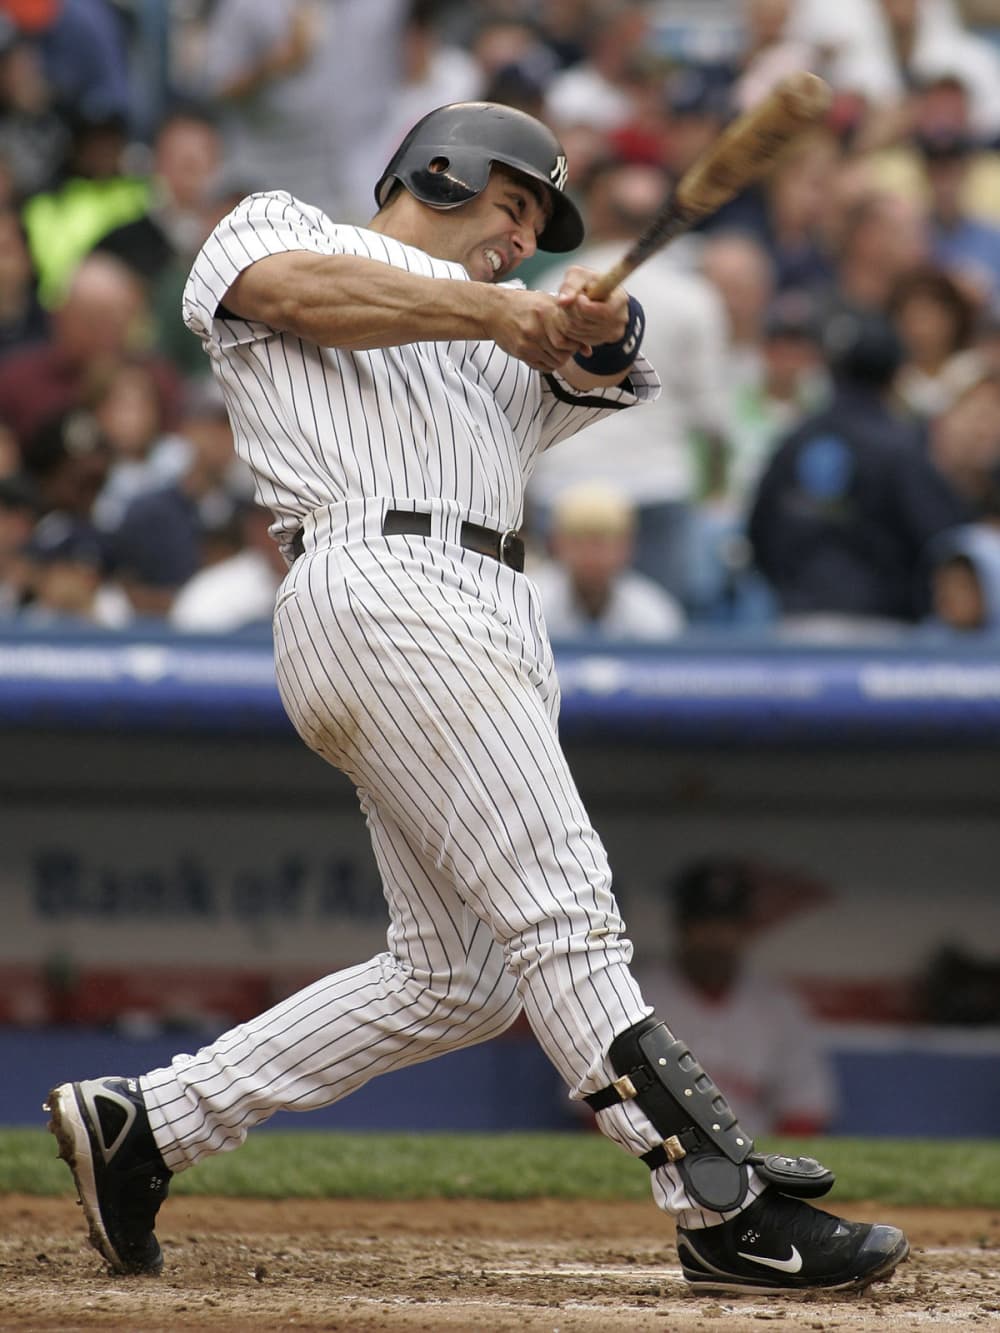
[{"xmin": 428, "ymin": 165, "xmax": 553, "ymax": 283}]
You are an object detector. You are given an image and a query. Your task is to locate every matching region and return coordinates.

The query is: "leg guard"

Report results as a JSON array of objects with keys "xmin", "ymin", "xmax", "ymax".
[{"xmin": 585, "ymin": 1018, "xmax": 834, "ymax": 1212}]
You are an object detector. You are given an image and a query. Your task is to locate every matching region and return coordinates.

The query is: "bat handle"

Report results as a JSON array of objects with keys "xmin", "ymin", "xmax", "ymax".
[{"xmin": 583, "ymin": 260, "xmax": 633, "ymax": 303}]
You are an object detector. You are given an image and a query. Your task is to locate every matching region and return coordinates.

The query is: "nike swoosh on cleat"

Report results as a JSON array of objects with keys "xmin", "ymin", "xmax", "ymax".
[{"xmin": 736, "ymin": 1245, "xmax": 804, "ymax": 1273}]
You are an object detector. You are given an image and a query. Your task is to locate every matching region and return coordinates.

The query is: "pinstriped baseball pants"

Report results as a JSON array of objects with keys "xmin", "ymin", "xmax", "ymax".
[{"xmin": 141, "ymin": 502, "xmax": 756, "ymax": 1222}]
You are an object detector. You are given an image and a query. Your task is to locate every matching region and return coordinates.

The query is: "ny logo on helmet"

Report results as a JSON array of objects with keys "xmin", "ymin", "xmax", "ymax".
[{"xmin": 550, "ymin": 155, "xmax": 568, "ymax": 191}]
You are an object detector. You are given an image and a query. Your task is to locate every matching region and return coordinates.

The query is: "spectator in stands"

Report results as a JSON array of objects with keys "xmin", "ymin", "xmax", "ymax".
[
  {"xmin": 680, "ymin": 291, "xmax": 828, "ymax": 625},
  {"xmin": 543, "ymin": 2, "xmax": 649, "ymax": 137},
  {"xmin": 888, "ymin": 263, "xmax": 982, "ymax": 418},
  {"xmin": 91, "ymin": 106, "xmax": 225, "ymax": 376},
  {"xmin": 0, "ymin": 204, "xmax": 48, "ymax": 356},
  {"xmin": 760, "ymin": 129, "xmax": 841, "ymax": 295},
  {"xmin": 111, "ymin": 381, "xmax": 245, "ymax": 618},
  {"xmin": 529, "ymin": 159, "xmax": 730, "ymax": 603},
  {"xmin": 927, "ymin": 368, "xmax": 1000, "ymax": 515},
  {"xmin": 529, "ymin": 483, "xmax": 685, "ymax": 643},
  {"xmin": 21, "ymin": 109, "xmax": 149, "ymax": 306},
  {"xmin": 91, "ymin": 360, "xmax": 190, "ymax": 533},
  {"xmin": 825, "ymin": 189, "xmax": 929, "ymax": 318},
  {"xmin": 170, "ymin": 502, "xmax": 286, "ymax": 634},
  {"xmin": 5, "ymin": 0, "xmax": 132, "ymax": 128},
  {"xmin": 0, "ymin": 251, "xmax": 181, "ymax": 449},
  {"xmin": 0, "ymin": 16, "xmax": 69, "ymax": 201},
  {"xmin": 20, "ymin": 407, "xmax": 110, "ymax": 522},
  {"xmin": 662, "ymin": 65, "xmax": 734, "ymax": 187},
  {"xmin": 925, "ymin": 524, "xmax": 1000, "ymax": 636},
  {"xmin": 0, "ymin": 420, "xmax": 18, "ymax": 478},
  {"xmin": 196, "ymin": 0, "xmax": 408, "ymax": 223},
  {"xmin": 93, "ymin": 106, "xmax": 222, "ymax": 287},
  {"xmin": 731, "ymin": 0, "xmax": 817, "ymax": 113},
  {"xmin": 918, "ymin": 128, "xmax": 1000, "ymax": 303},
  {"xmin": 748, "ymin": 308, "xmax": 969, "ymax": 639},
  {"xmin": 0, "ymin": 471, "xmax": 37, "ymax": 614},
  {"xmin": 18, "ymin": 508, "xmax": 129, "ymax": 628},
  {"xmin": 725, "ymin": 289, "xmax": 830, "ymax": 514},
  {"xmin": 635, "ymin": 857, "xmax": 838, "ymax": 1136},
  {"xmin": 701, "ymin": 230, "xmax": 776, "ymax": 395},
  {"xmin": 790, "ymin": 0, "xmax": 1000, "ymax": 143}
]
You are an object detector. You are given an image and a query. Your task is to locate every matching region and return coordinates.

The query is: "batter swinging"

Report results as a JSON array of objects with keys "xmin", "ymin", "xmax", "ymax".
[{"xmin": 46, "ymin": 102, "xmax": 908, "ymax": 1297}]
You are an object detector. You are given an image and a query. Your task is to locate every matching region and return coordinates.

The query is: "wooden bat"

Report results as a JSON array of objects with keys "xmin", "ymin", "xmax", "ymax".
[{"xmin": 584, "ymin": 71, "xmax": 833, "ymax": 302}]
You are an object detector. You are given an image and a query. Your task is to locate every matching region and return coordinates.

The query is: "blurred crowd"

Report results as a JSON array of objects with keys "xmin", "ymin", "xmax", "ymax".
[{"xmin": 2, "ymin": 0, "xmax": 1000, "ymax": 641}]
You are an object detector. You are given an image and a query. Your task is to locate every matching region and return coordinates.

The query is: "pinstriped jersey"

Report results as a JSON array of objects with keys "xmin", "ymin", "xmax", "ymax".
[{"xmin": 182, "ymin": 190, "xmax": 660, "ymax": 551}]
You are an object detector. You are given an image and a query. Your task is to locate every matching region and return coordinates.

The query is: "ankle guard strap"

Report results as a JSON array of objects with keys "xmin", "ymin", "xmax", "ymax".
[{"xmin": 586, "ymin": 1017, "xmax": 753, "ymax": 1211}]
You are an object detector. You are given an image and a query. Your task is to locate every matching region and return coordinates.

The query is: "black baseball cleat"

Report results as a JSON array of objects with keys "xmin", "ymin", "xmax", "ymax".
[
  {"xmin": 677, "ymin": 1188, "xmax": 909, "ymax": 1295},
  {"xmin": 45, "ymin": 1077, "xmax": 172, "ymax": 1276}
]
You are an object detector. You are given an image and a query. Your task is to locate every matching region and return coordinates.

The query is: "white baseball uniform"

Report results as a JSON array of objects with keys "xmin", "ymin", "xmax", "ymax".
[{"xmin": 138, "ymin": 190, "xmax": 761, "ymax": 1226}]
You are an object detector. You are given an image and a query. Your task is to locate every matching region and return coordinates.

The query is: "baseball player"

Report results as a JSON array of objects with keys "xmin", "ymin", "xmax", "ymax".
[{"xmin": 46, "ymin": 102, "xmax": 908, "ymax": 1297}]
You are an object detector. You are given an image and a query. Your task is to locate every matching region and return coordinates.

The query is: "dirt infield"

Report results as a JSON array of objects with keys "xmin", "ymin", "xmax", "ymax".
[{"xmin": 1, "ymin": 1195, "xmax": 997, "ymax": 1332}]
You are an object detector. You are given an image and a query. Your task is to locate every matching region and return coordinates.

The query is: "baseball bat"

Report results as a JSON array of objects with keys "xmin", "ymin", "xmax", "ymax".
[{"xmin": 584, "ymin": 71, "xmax": 833, "ymax": 302}]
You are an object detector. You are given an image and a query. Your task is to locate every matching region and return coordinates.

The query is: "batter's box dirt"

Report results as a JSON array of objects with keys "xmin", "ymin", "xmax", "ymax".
[{"xmin": 1, "ymin": 1196, "xmax": 997, "ymax": 1331}]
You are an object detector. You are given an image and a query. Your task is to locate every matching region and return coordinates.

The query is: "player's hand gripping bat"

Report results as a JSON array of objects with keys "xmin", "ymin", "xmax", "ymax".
[{"xmin": 584, "ymin": 71, "xmax": 833, "ymax": 302}]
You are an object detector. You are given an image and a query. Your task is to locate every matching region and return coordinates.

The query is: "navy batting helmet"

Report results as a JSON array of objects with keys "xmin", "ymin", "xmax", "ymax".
[{"xmin": 374, "ymin": 102, "xmax": 584, "ymax": 253}]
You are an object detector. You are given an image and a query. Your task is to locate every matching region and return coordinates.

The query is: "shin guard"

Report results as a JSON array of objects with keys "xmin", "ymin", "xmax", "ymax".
[{"xmin": 586, "ymin": 1018, "xmax": 834, "ymax": 1211}]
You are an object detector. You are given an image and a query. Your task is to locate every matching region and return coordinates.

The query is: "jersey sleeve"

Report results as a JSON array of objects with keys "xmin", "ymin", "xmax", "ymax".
[
  {"xmin": 537, "ymin": 351, "xmax": 661, "ymax": 453},
  {"xmin": 182, "ymin": 190, "xmax": 340, "ymax": 349}
]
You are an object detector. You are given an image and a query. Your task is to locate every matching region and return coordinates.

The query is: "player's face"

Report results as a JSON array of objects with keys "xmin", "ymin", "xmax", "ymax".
[{"xmin": 443, "ymin": 167, "xmax": 552, "ymax": 282}]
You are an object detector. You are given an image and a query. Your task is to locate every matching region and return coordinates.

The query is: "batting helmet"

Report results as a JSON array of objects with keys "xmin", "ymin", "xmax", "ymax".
[{"xmin": 374, "ymin": 102, "xmax": 584, "ymax": 253}]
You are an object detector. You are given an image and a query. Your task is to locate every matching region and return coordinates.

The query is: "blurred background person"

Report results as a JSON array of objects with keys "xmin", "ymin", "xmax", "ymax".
[
  {"xmin": 193, "ymin": 0, "xmax": 408, "ymax": 223},
  {"xmin": 635, "ymin": 857, "xmax": 838, "ymax": 1136},
  {"xmin": 92, "ymin": 104, "xmax": 222, "ymax": 286},
  {"xmin": 90, "ymin": 359, "xmax": 189, "ymax": 533},
  {"xmin": 684, "ymin": 289, "xmax": 828, "ymax": 626},
  {"xmin": 724, "ymin": 289, "xmax": 830, "ymax": 514},
  {"xmin": 888, "ymin": 263, "xmax": 982, "ymax": 418},
  {"xmin": 0, "ymin": 470, "xmax": 37, "ymax": 614},
  {"xmin": 529, "ymin": 482, "xmax": 685, "ymax": 643},
  {"xmin": 917, "ymin": 127, "xmax": 1000, "ymax": 304},
  {"xmin": 530, "ymin": 158, "xmax": 730, "ymax": 607},
  {"xmin": 169, "ymin": 502, "xmax": 286, "ymax": 634},
  {"xmin": 0, "ymin": 14, "xmax": 70, "ymax": 202},
  {"xmin": 731, "ymin": 0, "xmax": 818, "ymax": 113},
  {"xmin": 0, "ymin": 251, "xmax": 181, "ymax": 449},
  {"xmin": 758, "ymin": 128, "xmax": 841, "ymax": 296},
  {"xmin": 109, "ymin": 380, "xmax": 247, "ymax": 618},
  {"xmin": 748, "ymin": 308, "xmax": 969, "ymax": 640},
  {"xmin": 20, "ymin": 108, "xmax": 148, "ymax": 306},
  {"xmin": 4, "ymin": 0, "xmax": 132, "ymax": 129},
  {"xmin": 543, "ymin": 2, "xmax": 650, "ymax": 139},
  {"xmin": 790, "ymin": 0, "xmax": 1000, "ymax": 144},
  {"xmin": 927, "ymin": 368, "xmax": 1000, "ymax": 516},
  {"xmin": 822, "ymin": 188, "xmax": 929, "ymax": 320},
  {"xmin": 924, "ymin": 523, "xmax": 1000, "ymax": 637},
  {"xmin": 19, "ymin": 406, "xmax": 110, "ymax": 525},
  {"xmin": 700, "ymin": 230, "xmax": 776, "ymax": 396},
  {"xmin": 17, "ymin": 507, "xmax": 129, "ymax": 628},
  {"xmin": 0, "ymin": 203, "xmax": 48, "ymax": 355}
]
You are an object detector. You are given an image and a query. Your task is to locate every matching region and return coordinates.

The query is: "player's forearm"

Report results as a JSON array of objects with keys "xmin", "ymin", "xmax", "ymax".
[{"xmin": 224, "ymin": 252, "xmax": 502, "ymax": 349}]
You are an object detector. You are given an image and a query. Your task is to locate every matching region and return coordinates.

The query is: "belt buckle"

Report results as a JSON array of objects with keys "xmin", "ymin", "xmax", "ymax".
[{"xmin": 498, "ymin": 528, "xmax": 525, "ymax": 573}]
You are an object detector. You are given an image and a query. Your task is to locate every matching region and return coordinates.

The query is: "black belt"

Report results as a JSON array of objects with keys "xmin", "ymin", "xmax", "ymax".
[{"xmin": 290, "ymin": 511, "xmax": 525, "ymax": 572}]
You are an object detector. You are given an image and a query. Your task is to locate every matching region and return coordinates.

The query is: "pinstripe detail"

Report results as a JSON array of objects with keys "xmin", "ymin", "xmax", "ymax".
[{"xmin": 141, "ymin": 187, "xmax": 746, "ymax": 1224}]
